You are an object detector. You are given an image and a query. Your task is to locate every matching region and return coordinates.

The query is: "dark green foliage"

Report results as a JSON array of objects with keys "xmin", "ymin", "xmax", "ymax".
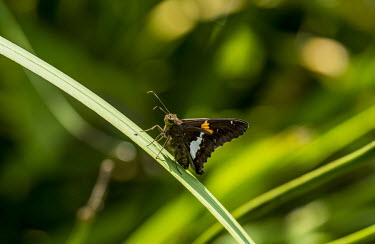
[{"xmin": 0, "ymin": 1, "xmax": 375, "ymax": 243}]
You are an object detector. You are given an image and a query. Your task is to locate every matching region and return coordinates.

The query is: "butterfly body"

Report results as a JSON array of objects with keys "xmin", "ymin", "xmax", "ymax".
[
  {"xmin": 155, "ymin": 113, "xmax": 248, "ymax": 175},
  {"xmin": 163, "ymin": 114, "xmax": 192, "ymax": 170}
]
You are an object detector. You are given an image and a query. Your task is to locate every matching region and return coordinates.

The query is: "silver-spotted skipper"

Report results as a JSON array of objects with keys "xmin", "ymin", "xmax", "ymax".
[{"xmin": 143, "ymin": 91, "xmax": 248, "ymax": 175}]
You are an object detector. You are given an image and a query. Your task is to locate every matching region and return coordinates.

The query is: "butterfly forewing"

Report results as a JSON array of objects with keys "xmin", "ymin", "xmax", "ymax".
[
  {"xmin": 145, "ymin": 91, "xmax": 248, "ymax": 175},
  {"xmin": 180, "ymin": 119, "xmax": 248, "ymax": 174}
]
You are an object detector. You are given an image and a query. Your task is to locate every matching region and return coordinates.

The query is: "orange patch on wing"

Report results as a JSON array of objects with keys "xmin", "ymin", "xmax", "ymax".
[{"xmin": 201, "ymin": 122, "xmax": 213, "ymax": 134}]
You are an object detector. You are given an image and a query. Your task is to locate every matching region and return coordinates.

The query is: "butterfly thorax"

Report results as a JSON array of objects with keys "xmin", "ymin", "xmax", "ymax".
[
  {"xmin": 163, "ymin": 113, "xmax": 183, "ymax": 139},
  {"xmin": 163, "ymin": 114, "xmax": 192, "ymax": 170}
]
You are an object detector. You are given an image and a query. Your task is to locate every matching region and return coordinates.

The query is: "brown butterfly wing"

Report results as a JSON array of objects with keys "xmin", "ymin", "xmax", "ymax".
[{"xmin": 180, "ymin": 119, "xmax": 248, "ymax": 174}]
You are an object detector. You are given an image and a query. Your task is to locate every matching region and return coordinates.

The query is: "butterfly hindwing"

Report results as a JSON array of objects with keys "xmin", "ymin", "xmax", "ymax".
[{"xmin": 180, "ymin": 119, "xmax": 248, "ymax": 174}]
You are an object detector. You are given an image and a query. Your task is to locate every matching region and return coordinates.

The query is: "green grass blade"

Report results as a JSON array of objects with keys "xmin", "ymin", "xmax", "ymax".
[
  {"xmin": 325, "ymin": 224, "xmax": 375, "ymax": 244},
  {"xmin": 195, "ymin": 140, "xmax": 375, "ymax": 244},
  {"xmin": 0, "ymin": 36, "xmax": 254, "ymax": 244}
]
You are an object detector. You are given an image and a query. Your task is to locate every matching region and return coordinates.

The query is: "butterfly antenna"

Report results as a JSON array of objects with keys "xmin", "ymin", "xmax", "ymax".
[
  {"xmin": 153, "ymin": 106, "xmax": 168, "ymax": 114},
  {"xmin": 147, "ymin": 91, "xmax": 171, "ymax": 114}
]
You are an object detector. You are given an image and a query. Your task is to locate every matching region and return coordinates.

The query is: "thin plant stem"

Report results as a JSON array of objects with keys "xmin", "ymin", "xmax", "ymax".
[
  {"xmin": 66, "ymin": 159, "xmax": 114, "ymax": 244},
  {"xmin": 325, "ymin": 224, "xmax": 375, "ymax": 244}
]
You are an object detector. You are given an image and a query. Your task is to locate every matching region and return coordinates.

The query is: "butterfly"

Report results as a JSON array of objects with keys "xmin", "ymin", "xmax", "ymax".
[{"xmin": 142, "ymin": 91, "xmax": 248, "ymax": 175}]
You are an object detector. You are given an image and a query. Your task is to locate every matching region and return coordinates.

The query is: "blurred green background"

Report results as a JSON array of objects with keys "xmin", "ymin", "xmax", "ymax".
[{"xmin": 1, "ymin": 0, "xmax": 375, "ymax": 243}]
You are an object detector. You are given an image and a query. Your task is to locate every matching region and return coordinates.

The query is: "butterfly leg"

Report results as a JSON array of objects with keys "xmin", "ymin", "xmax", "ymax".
[
  {"xmin": 141, "ymin": 125, "xmax": 164, "ymax": 133},
  {"xmin": 147, "ymin": 133, "xmax": 165, "ymax": 146},
  {"xmin": 155, "ymin": 136, "xmax": 170, "ymax": 160}
]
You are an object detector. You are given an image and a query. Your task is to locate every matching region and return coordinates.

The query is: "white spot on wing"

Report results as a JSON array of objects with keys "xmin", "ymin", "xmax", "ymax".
[{"xmin": 190, "ymin": 132, "xmax": 204, "ymax": 159}]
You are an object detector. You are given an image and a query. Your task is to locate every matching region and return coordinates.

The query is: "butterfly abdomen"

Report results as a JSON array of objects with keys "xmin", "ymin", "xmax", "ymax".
[{"xmin": 169, "ymin": 136, "xmax": 190, "ymax": 169}]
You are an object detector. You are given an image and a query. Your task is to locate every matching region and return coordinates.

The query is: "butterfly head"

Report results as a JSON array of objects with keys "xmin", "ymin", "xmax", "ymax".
[{"xmin": 164, "ymin": 114, "xmax": 179, "ymax": 126}]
